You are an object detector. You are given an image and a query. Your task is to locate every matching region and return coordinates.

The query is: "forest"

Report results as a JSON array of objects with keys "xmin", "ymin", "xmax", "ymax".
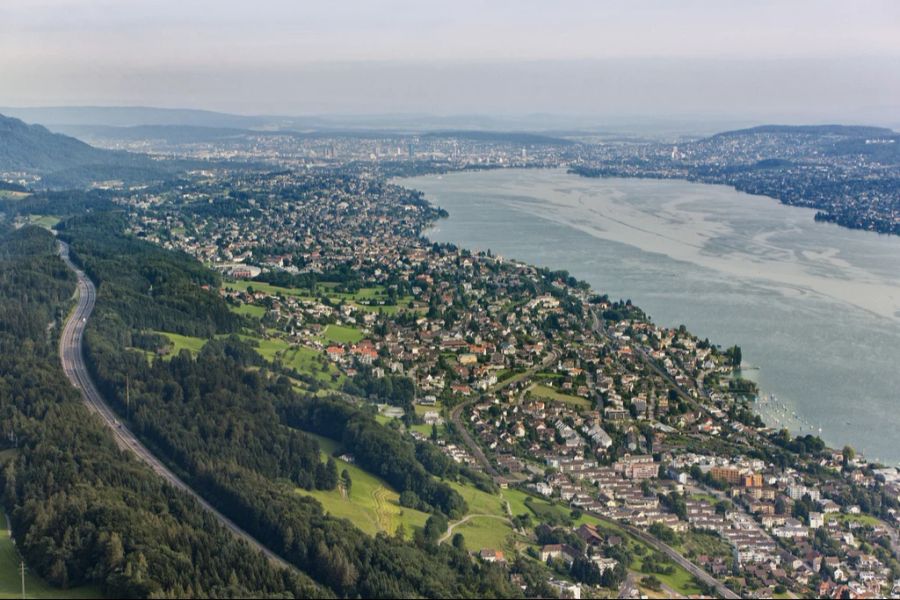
[{"xmin": 0, "ymin": 225, "xmax": 323, "ymax": 598}]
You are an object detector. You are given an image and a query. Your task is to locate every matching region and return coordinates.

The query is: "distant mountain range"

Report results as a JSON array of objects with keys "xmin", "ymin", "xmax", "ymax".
[{"xmin": 0, "ymin": 105, "xmax": 772, "ymax": 139}]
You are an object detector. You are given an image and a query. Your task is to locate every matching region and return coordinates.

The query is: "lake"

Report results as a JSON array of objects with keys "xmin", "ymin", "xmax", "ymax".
[{"xmin": 396, "ymin": 168, "xmax": 900, "ymax": 464}]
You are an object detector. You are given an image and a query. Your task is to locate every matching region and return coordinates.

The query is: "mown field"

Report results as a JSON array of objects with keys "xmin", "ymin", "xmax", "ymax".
[
  {"xmin": 320, "ymin": 324, "xmax": 364, "ymax": 344},
  {"xmin": 528, "ymin": 384, "xmax": 592, "ymax": 408}
]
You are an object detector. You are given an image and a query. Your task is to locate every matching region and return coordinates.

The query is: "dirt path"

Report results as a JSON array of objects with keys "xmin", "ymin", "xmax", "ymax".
[{"xmin": 437, "ymin": 513, "xmax": 511, "ymax": 544}]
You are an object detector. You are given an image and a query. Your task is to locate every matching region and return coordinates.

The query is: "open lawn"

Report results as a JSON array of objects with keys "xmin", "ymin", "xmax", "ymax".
[
  {"xmin": 298, "ymin": 433, "xmax": 430, "ymax": 539},
  {"xmin": 0, "ymin": 513, "xmax": 101, "ymax": 599},
  {"xmin": 321, "ymin": 324, "xmax": 364, "ymax": 344},
  {"xmin": 529, "ymin": 384, "xmax": 592, "ymax": 408},
  {"xmin": 280, "ymin": 346, "xmax": 344, "ymax": 387}
]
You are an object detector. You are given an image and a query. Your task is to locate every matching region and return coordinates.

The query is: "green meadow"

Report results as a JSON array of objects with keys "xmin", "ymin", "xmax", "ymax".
[
  {"xmin": 529, "ymin": 384, "xmax": 592, "ymax": 408},
  {"xmin": 0, "ymin": 513, "xmax": 101, "ymax": 599},
  {"xmin": 321, "ymin": 324, "xmax": 364, "ymax": 344},
  {"xmin": 298, "ymin": 434, "xmax": 430, "ymax": 539}
]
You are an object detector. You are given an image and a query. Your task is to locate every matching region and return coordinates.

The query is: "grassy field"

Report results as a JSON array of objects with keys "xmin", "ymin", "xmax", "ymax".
[
  {"xmin": 152, "ymin": 330, "xmax": 343, "ymax": 388},
  {"xmin": 225, "ymin": 280, "xmax": 410, "ymax": 315},
  {"xmin": 443, "ymin": 482, "xmax": 518, "ymax": 552},
  {"xmin": 631, "ymin": 551, "xmax": 702, "ymax": 597},
  {"xmin": 529, "ymin": 384, "xmax": 592, "ymax": 408},
  {"xmin": 298, "ymin": 434, "xmax": 430, "ymax": 539},
  {"xmin": 235, "ymin": 334, "xmax": 344, "ymax": 388},
  {"xmin": 826, "ymin": 512, "xmax": 881, "ymax": 527},
  {"xmin": 26, "ymin": 215, "xmax": 60, "ymax": 229},
  {"xmin": 230, "ymin": 303, "xmax": 266, "ymax": 319},
  {"xmin": 321, "ymin": 324, "xmax": 364, "ymax": 344},
  {"xmin": 155, "ymin": 331, "xmax": 207, "ymax": 356},
  {"xmin": 0, "ymin": 191, "xmax": 30, "ymax": 201},
  {"xmin": 0, "ymin": 513, "xmax": 101, "ymax": 599},
  {"xmin": 278, "ymin": 345, "xmax": 343, "ymax": 387}
]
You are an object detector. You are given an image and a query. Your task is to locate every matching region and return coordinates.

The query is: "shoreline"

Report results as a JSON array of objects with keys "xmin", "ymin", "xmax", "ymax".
[{"xmin": 398, "ymin": 168, "xmax": 900, "ymax": 465}]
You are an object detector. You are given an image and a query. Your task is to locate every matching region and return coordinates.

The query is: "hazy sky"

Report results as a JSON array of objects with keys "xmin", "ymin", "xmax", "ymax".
[{"xmin": 1, "ymin": 0, "xmax": 899, "ymax": 120}]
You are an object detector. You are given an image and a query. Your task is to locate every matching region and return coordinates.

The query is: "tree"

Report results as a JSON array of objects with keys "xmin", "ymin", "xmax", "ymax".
[
  {"xmin": 315, "ymin": 457, "xmax": 339, "ymax": 490},
  {"xmin": 843, "ymin": 445, "xmax": 856, "ymax": 465},
  {"xmin": 641, "ymin": 575, "xmax": 662, "ymax": 591},
  {"xmin": 451, "ymin": 533, "xmax": 466, "ymax": 551},
  {"xmin": 423, "ymin": 514, "xmax": 448, "ymax": 543},
  {"xmin": 341, "ymin": 468, "xmax": 352, "ymax": 497}
]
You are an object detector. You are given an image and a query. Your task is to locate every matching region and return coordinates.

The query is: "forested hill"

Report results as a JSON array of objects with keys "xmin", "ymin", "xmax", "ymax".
[
  {"xmin": 0, "ymin": 224, "xmax": 325, "ymax": 598},
  {"xmin": 0, "ymin": 113, "xmax": 186, "ymax": 188},
  {"xmin": 0, "ymin": 113, "xmax": 112, "ymax": 171},
  {"xmin": 710, "ymin": 124, "xmax": 895, "ymax": 139}
]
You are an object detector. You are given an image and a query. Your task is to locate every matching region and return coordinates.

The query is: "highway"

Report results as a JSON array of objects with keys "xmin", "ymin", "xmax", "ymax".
[{"xmin": 56, "ymin": 240, "xmax": 293, "ymax": 571}]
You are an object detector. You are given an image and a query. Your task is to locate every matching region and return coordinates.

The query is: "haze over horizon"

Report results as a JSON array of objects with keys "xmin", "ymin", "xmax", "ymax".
[{"xmin": 2, "ymin": 0, "xmax": 899, "ymax": 125}]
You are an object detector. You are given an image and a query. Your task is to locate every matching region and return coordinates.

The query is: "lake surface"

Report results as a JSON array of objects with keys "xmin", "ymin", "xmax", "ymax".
[{"xmin": 396, "ymin": 169, "xmax": 900, "ymax": 464}]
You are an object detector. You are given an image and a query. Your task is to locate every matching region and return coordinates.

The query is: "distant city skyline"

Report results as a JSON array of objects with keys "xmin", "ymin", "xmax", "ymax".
[{"xmin": 1, "ymin": 1, "xmax": 899, "ymax": 123}]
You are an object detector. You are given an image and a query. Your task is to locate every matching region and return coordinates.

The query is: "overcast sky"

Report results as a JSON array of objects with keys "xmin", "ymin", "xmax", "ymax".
[{"xmin": 1, "ymin": 0, "xmax": 899, "ymax": 120}]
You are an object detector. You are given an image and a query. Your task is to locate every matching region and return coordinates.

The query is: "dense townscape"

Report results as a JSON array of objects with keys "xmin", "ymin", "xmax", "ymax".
[
  {"xmin": 573, "ymin": 125, "xmax": 900, "ymax": 235},
  {"xmin": 2, "ymin": 113, "xmax": 900, "ymax": 598}
]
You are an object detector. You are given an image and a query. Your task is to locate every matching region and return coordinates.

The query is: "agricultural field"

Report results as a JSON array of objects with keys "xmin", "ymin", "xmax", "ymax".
[
  {"xmin": 0, "ymin": 513, "xmax": 101, "ymax": 599},
  {"xmin": 298, "ymin": 434, "xmax": 430, "ymax": 539},
  {"xmin": 528, "ymin": 384, "xmax": 592, "ymax": 408},
  {"xmin": 674, "ymin": 530, "xmax": 734, "ymax": 567}
]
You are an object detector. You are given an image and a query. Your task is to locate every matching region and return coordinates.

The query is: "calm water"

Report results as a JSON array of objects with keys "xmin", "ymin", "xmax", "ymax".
[{"xmin": 396, "ymin": 169, "xmax": 900, "ymax": 464}]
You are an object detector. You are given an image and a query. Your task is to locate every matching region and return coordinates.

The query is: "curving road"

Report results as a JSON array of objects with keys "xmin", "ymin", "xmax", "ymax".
[
  {"xmin": 449, "ymin": 350, "xmax": 558, "ymax": 480},
  {"xmin": 57, "ymin": 241, "xmax": 293, "ymax": 571}
]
